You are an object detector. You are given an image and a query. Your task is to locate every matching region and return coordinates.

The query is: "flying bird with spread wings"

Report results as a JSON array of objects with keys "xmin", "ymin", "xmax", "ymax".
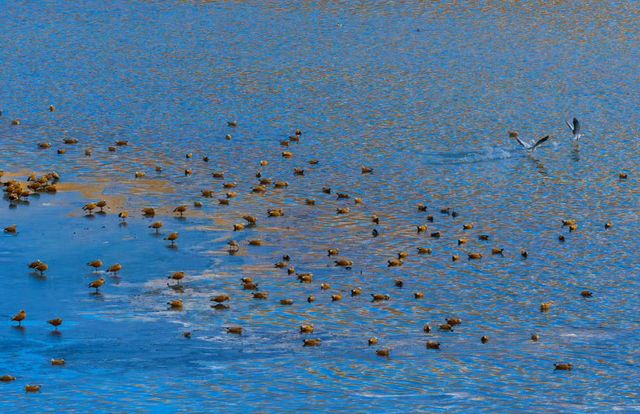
[
  {"xmin": 508, "ymin": 131, "xmax": 550, "ymax": 151},
  {"xmin": 566, "ymin": 117, "xmax": 581, "ymax": 140}
]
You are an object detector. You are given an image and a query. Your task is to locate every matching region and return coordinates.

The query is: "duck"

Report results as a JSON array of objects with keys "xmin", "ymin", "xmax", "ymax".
[
  {"xmin": 350, "ymin": 287, "xmax": 362, "ymax": 296},
  {"xmin": 336, "ymin": 193, "xmax": 349, "ymax": 199},
  {"xmin": 115, "ymin": 140, "xmax": 128, "ymax": 146},
  {"xmin": 47, "ymin": 318, "xmax": 63, "ymax": 330},
  {"xmin": 211, "ymin": 294, "xmax": 230, "ymax": 303},
  {"xmin": 320, "ymin": 283, "xmax": 331, "ymax": 290},
  {"xmin": 282, "ymin": 151, "xmax": 293, "ymax": 158},
  {"xmin": 481, "ymin": 336, "xmax": 489, "ymax": 344},
  {"xmin": 243, "ymin": 282, "xmax": 258, "ymax": 290},
  {"xmin": 307, "ymin": 295, "xmax": 316, "ymax": 303},
  {"xmin": 414, "ymin": 292, "xmax": 424, "ymax": 299},
  {"xmin": 376, "ymin": 348, "xmax": 390, "ymax": 357},
  {"xmin": 297, "ymin": 273, "xmax": 313, "ymax": 283},
  {"xmin": 604, "ymin": 222, "xmax": 612, "ymax": 229},
  {"xmin": 134, "ymin": 171, "xmax": 146, "ymax": 178},
  {"xmin": 268, "ymin": 208, "xmax": 284, "ymax": 217},
  {"xmin": 416, "ymin": 225, "xmax": 428, "ymax": 233},
  {"xmin": 193, "ymin": 201, "xmax": 203, "ymax": 208},
  {"xmin": 417, "ymin": 247, "xmax": 432, "ymax": 255},
  {"xmin": 248, "ymin": 239, "xmax": 264, "ymax": 246},
  {"xmin": 397, "ymin": 251, "xmax": 409, "ymax": 259},
  {"xmin": 173, "ymin": 205, "xmax": 187, "ymax": 217},
  {"xmin": 303, "ymin": 339, "xmax": 321, "ymax": 347},
  {"xmin": 394, "ymin": 280, "xmax": 403, "ymax": 287},
  {"xmin": 423, "ymin": 324, "xmax": 432, "ymax": 333},
  {"xmin": 82, "ymin": 203, "xmax": 97, "ymax": 214},
  {"xmin": 288, "ymin": 267, "xmax": 296, "ymax": 275},
  {"xmin": 168, "ymin": 300, "xmax": 183, "ymax": 309},
  {"xmin": 619, "ymin": 173, "xmax": 628, "ymax": 179},
  {"xmin": 568, "ymin": 224, "xmax": 578, "ymax": 232},
  {"xmin": 561, "ymin": 219, "xmax": 576, "ymax": 227},
  {"xmin": 491, "ymin": 248, "xmax": 504, "ymax": 255},
  {"xmin": 11, "ymin": 119, "xmax": 21, "ymax": 125},
  {"xmin": 331, "ymin": 294, "xmax": 342, "ymax": 302},
  {"xmin": 96, "ymin": 200, "xmax": 107, "ymax": 212},
  {"xmin": 430, "ymin": 231, "xmax": 442, "ymax": 238},
  {"xmin": 322, "ymin": 187, "xmax": 331, "ymax": 194},
  {"xmin": 57, "ymin": 149, "xmax": 66, "ymax": 155},
  {"xmin": 309, "ymin": 159, "xmax": 319, "ymax": 165},
  {"xmin": 520, "ymin": 249, "xmax": 528, "ymax": 258},
  {"xmin": 417, "ymin": 203, "xmax": 427, "ymax": 212},
  {"xmin": 478, "ymin": 234, "xmax": 490, "ymax": 241},
  {"xmin": 243, "ymin": 215, "xmax": 257, "ymax": 225},
  {"xmin": 253, "ymin": 292, "xmax": 268, "ymax": 299},
  {"xmin": 168, "ymin": 271, "xmax": 185, "ymax": 285},
  {"xmin": 183, "ymin": 332, "xmax": 192, "ymax": 339},
  {"xmin": 371, "ymin": 215, "xmax": 379, "ymax": 224},
  {"xmin": 327, "ymin": 248, "xmax": 340, "ymax": 256},
  {"xmin": 274, "ymin": 181, "xmax": 289, "ymax": 188},
  {"xmin": 165, "ymin": 232, "xmax": 179, "ymax": 245},
  {"xmin": 463, "ymin": 223, "xmax": 474, "ymax": 230},
  {"xmin": 11, "ymin": 310, "xmax": 26, "ymax": 326},
  {"xmin": 305, "ymin": 199, "xmax": 316, "ymax": 205},
  {"xmin": 219, "ymin": 198, "xmax": 230, "ymax": 205},
  {"xmin": 540, "ymin": 302, "xmax": 552, "ymax": 312},
  {"xmin": 531, "ymin": 334, "xmax": 540, "ymax": 342},
  {"xmin": 149, "ymin": 221, "xmax": 163, "ymax": 233},
  {"xmin": 468, "ymin": 253, "xmax": 482, "ymax": 260},
  {"xmin": 107, "ymin": 264, "xmax": 122, "ymax": 275},
  {"xmin": 226, "ymin": 326, "xmax": 243, "ymax": 335},
  {"xmin": 457, "ymin": 238, "xmax": 468, "ymax": 245},
  {"xmin": 554, "ymin": 363, "xmax": 573, "ymax": 371},
  {"xmin": 294, "ymin": 168, "xmax": 304, "ymax": 176},
  {"xmin": 300, "ymin": 324, "xmax": 314, "ymax": 334},
  {"xmin": 142, "ymin": 207, "xmax": 156, "ymax": 217},
  {"xmin": 0, "ymin": 375, "xmax": 16, "ymax": 382},
  {"xmin": 25, "ymin": 385, "xmax": 41, "ymax": 393},
  {"xmin": 354, "ymin": 197, "xmax": 363, "ymax": 204},
  {"xmin": 426, "ymin": 341, "xmax": 440, "ymax": 350},
  {"xmin": 371, "ymin": 294, "xmax": 390, "ymax": 302},
  {"xmin": 87, "ymin": 260, "xmax": 103, "ymax": 271},
  {"xmin": 361, "ymin": 167, "xmax": 373, "ymax": 174},
  {"xmin": 334, "ymin": 258, "xmax": 353, "ymax": 267},
  {"xmin": 280, "ymin": 299, "xmax": 294, "ymax": 305},
  {"xmin": 233, "ymin": 223, "xmax": 245, "ymax": 231},
  {"xmin": 212, "ymin": 172, "xmax": 225, "ymax": 179},
  {"xmin": 51, "ymin": 359, "xmax": 65, "ymax": 366},
  {"xmin": 439, "ymin": 323, "xmax": 453, "ymax": 331},
  {"xmin": 581, "ymin": 290, "xmax": 593, "ymax": 298},
  {"xmin": 227, "ymin": 121, "xmax": 237, "ymax": 127},
  {"xmin": 88, "ymin": 278, "xmax": 105, "ymax": 292},
  {"xmin": 368, "ymin": 337, "xmax": 378, "ymax": 346},
  {"xmin": 447, "ymin": 318, "xmax": 462, "ymax": 326},
  {"xmin": 387, "ymin": 258, "xmax": 403, "ymax": 267},
  {"xmin": 201, "ymin": 190, "xmax": 214, "ymax": 198},
  {"xmin": 118, "ymin": 211, "xmax": 128, "ymax": 222},
  {"xmin": 336, "ymin": 207, "xmax": 350, "ymax": 214}
]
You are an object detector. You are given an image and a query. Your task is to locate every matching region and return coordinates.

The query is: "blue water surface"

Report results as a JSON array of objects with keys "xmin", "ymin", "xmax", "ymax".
[{"xmin": 0, "ymin": 1, "xmax": 639, "ymax": 412}]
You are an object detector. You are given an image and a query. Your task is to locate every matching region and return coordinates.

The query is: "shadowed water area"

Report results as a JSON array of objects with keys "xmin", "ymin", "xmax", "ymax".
[{"xmin": 0, "ymin": 1, "xmax": 639, "ymax": 412}]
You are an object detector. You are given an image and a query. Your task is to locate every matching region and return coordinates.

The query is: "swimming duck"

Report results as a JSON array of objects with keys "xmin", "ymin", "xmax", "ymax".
[
  {"xmin": 134, "ymin": 171, "xmax": 146, "ymax": 178},
  {"xmin": 387, "ymin": 258, "xmax": 403, "ymax": 267},
  {"xmin": 25, "ymin": 385, "xmax": 41, "ymax": 393},
  {"xmin": 322, "ymin": 187, "xmax": 331, "ymax": 194},
  {"xmin": 11, "ymin": 119, "xmax": 21, "ymax": 125},
  {"xmin": 11, "ymin": 310, "xmax": 26, "ymax": 326},
  {"xmin": 307, "ymin": 295, "xmax": 316, "ymax": 303},
  {"xmin": 457, "ymin": 238, "xmax": 468, "ymax": 245},
  {"xmin": 447, "ymin": 318, "xmax": 462, "ymax": 326},
  {"xmin": 416, "ymin": 225, "xmax": 427, "ymax": 233},
  {"xmin": 226, "ymin": 326, "xmax": 243, "ymax": 335},
  {"xmin": 423, "ymin": 324, "xmax": 432, "ymax": 333},
  {"xmin": 540, "ymin": 302, "xmax": 552, "ymax": 312},
  {"xmin": 219, "ymin": 198, "xmax": 230, "ymax": 205},
  {"xmin": 561, "ymin": 219, "xmax": 576, "ymax": 226},
  {"xmin": 350, "ymin": 287, "xmax": 362, "ymax": 296},
  {"xmin": 268, "ymin": 208, "xmax": 284, "ymax": 217},
  {"xmin": 297, "ymin": 273, "xmax": 313, "ymax": 283},
  {"xmin": 417, "ymin": 247, "xmax": 432, "ymax": 255},
  {"xmin": 439, "ymin": 323, "xmax": 453, "ymax": 331},
  {"xmin": 414, "ymin": 292, "xmax": 424, "ymax": 299},
  {"xmin": 248, "ymin": 239, "xmax": 264, "ymax": 246},
  {"xmin": 309, "ymin": 159, "xmax": 319, "ymax": 165},
  {"xmin": 168, "ymin": 300, "xmax": 183, "ymax": 309},
  {"xmin": 354, "ymin": 197, "xmax": 363, "ymax": 204},
  {"xmin": 327, "ymin": 248, "xmax": 340, "ymax": 256},
  {"xmin": 88, "ymin": 278, "xmax": 105, "ymax": 292},
  {"xmin": 520, "ymin": 249, "xmax": 528, "ymax": 258},
  {"xmin": 294, "ymin": 168, "xmax": 304, "ymax": 176},
  {"xmin": 368, "ymin": 337, "xmax": 378, "ymax": 346},
  {"xmin": 253, "ymin": 292, "xmax": 268, "ymax": 299},
  {"xmin": 233, "ymin": 223, "xmax": 245, "ymax": 231},
  {"xmin": 430, "ymin": 231, "xmax": 441, "ymax": 238},
  {"xmin": 274, "ymin": 181, "xmax": 289, "ymax": 188},
  {"xmin": 57, "ymin": 149, "xmax": 66, "ymax": 154},
  {"xmin": 243, "ymin": 215, "xmax": 258, "ymax": 225},
  {"xmin": 531, "ymin": 334, "xmax": 540, "ymax": 342},
  {"xmin": 372, "ymin": 215, "xmax": 379, "ymax": 224},
  {"xmin": 331, "ymin": 294, "xmax": 342, "ymax": 301},
  {"xmin": 0, "ymin": 375, "xmax": 16, "ymax": 382},
  {"xmin": 183, "ymin": 332, "xmax": 192, "ymax": 339},
  {"xmin": 336, "ymin": 207, "xmax": 350, "ymax": 214},
  {"xmin": 280, "ymin": 299, "xmax": 294, "ymax": 305},
  {"xmin": 303, "ymin": 339, "xmax": 321, "ymax": 347},
  {"xmin": 212, "ymin": 172, "xmax": 225, "ymax": 179},
  {"xmin": 468, "ymin": 253, "xmax": 482, "ymax": 260},
  {"xmin": 604, "ymin": 222, "xmax": 612, "ymax": 229},
  {"xmin": 51, "ymin": 359, "xmax": 65, "ymax": 366},
  {"xmin": 243, "ymin": 282, "xmax": 258, "ymax": 290},
  {"xmin": 305, "ymin": 199, "xmax": 316, "ymax": 205},
  {"xmin": 320, "ymin": 283, "xmax": 331, "ymax": 290},
  {"xmin": 581, "ymin": 290, "xmax": 593, "ymax": 298},
  {"xmin": 282, "ymin": 151, "xmax": 293, "ymax": 158},
  {"xmin": 39, "ymin": 142, "xmax": 51, "ymax": 149},
  {"xmin": 426, "ymin": 341, "xmax": 440, "ymax": 350},
  {"xmin": 481, "ymin": 336, "xmax": 489, "ymax": 344},
  {"xmin": 361, "ymin": 167, "xmax": 373, "ymax": 174},
  {"xmin": 334, "ymin": 259, "xmax": 353, "ymax": 267},
  {"xmin": 619, "ymin": 173, "xmax": 628, "ymax": 179},
  {"xmin": 491, "ymin": 248, "xmax": 504, "ymax": 255},
  {"xmin": 554, "ymin": 363, "xmax": 573, "ymax": 371},
  {"xmin": 478, "ymin": 234, "xmax": 489, "ymax": 241},
  {"xmin": 4, "ymin": 224, "xmax": 17, "ymax": 234},
  {"xmin": 463, "ymin": 223, "xmax": 474, "ymax": 230},
  {"xmin": 371, "ymin": 294, "xmax": 390, "ymax": 302},
  {"xmin": 376, "ymin": 348, "xmax": 390, "ymax": 357},
  {"xmin": 300, "ymin": 324, "xmax": 314, "ymax": 333},
  {"xmin": 201, "ymin": 190, "xmax": 214, "ymax": 198},
  {"xmin": 394, "ymin": 280, "xmax": 403, "ymax": 287},
  {"xmin": 194, "ymin": 201, "xmax": 203, "ymax": 208}
]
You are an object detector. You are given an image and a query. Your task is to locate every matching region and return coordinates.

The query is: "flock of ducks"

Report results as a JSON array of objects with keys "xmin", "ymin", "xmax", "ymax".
[{"xmin": 1, "ymin": 109, "xmax": 631, "ymax": 393}]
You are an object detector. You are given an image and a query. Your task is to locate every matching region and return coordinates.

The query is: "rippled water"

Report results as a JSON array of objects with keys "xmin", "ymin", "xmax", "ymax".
[{"xmin": 1, "ymin": 1, "xmax": 639, "ymax": 412}]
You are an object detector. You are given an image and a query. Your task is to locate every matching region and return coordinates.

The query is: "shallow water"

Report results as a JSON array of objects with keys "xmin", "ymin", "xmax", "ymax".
[{"xmin": 1, "ymin": 1, "xmax": 639, "ymax": 412}]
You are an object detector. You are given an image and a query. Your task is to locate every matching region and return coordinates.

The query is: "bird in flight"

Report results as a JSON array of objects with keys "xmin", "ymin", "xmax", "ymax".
[
  {"xmin": 510, "ymin": 132, "xmax": 550, "ymax": 151},
  {"xmin": 566, "ymin": 118, "xmax": 581, "ymax": 140}
]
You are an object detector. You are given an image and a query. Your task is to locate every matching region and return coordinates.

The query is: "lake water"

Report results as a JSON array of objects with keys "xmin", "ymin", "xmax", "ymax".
[{"xmin": 0, "ymin": 1, "xmax": 639, "ymax": 412}]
